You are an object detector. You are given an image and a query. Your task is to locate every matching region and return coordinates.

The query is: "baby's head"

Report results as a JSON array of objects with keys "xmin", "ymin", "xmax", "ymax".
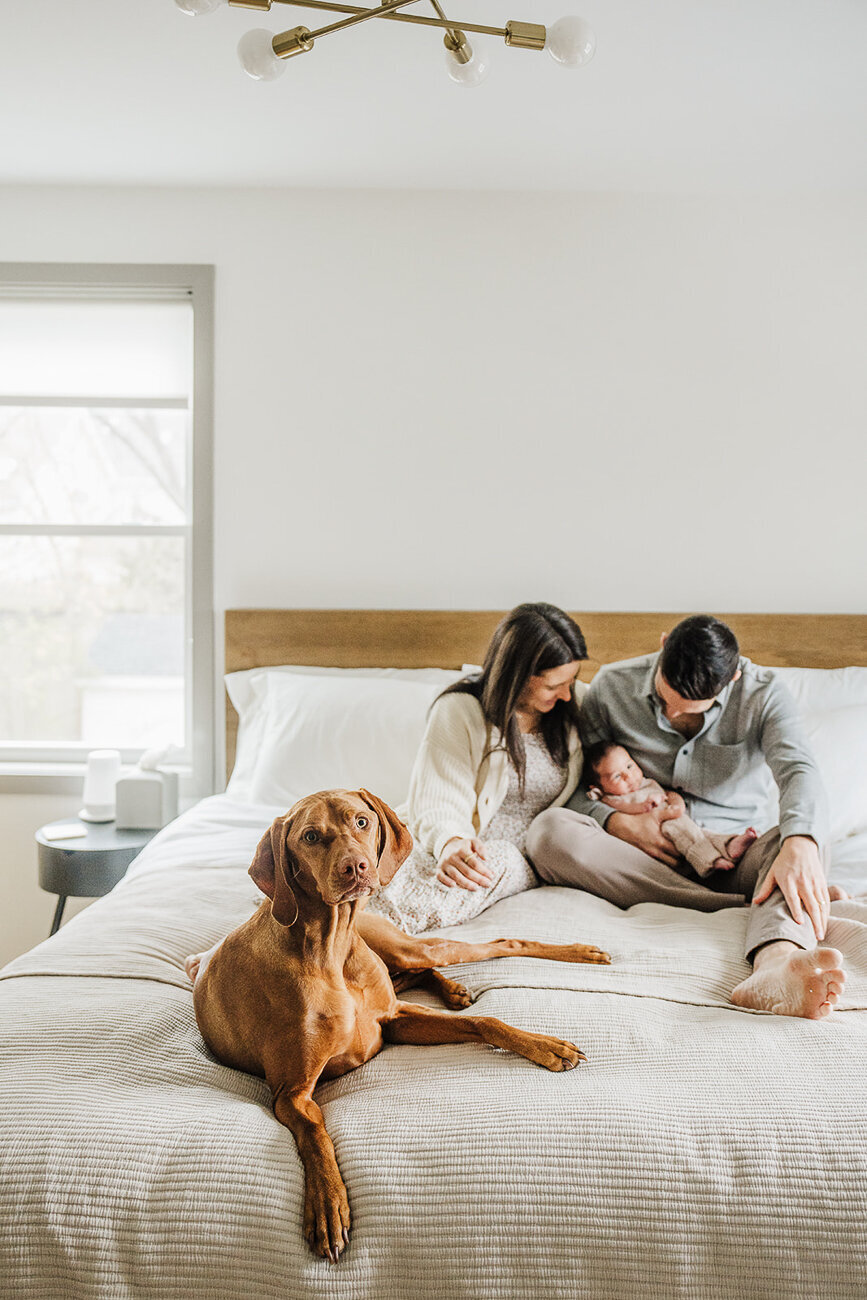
[{"xmin": 585, "ymin": 742, "xmax": 645, "ymax": 796}]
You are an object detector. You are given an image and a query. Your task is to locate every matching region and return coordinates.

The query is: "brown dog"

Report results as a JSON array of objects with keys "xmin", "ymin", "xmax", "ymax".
[{"xmin": 186, "ymin": 789, "xmax": 610, "ymax": 1262}]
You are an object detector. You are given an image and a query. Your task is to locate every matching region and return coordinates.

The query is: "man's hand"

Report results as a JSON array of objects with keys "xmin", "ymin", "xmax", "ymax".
[
  {"xmin": 601, "ymin": 796, "xmax": 660, "ymax": 815},
  {"xmin": 752, "ymin": 835, "xmax": 830, "ymax": 940},
  {"xmin": 436, "ymin": 837, "xmax": 492, "ymax": 890},
  {"xmin": 606, "ymin": 811, "xmax": 680, "ymax": 866}
]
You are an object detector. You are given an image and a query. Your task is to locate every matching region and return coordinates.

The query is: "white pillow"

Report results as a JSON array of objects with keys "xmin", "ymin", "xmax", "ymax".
[
  {"xmin": 773, "ymin": 666, "xmax": 867, "ymax": 712},
  {"xmin": 227, "ymin": 663, "xmax": 462, "ymax": 724},
  {"xmin": 765, "ymin": 707, "xmax": 867, "ymax": 842},
  {"xmin": 226, "ymin": 664, "xmax": 465, "ymax": 802},
  {"xmin": 760, "ymin": 669, "xmax": 867, "ymax": 840},
  {"xmin": 802, "ymin": 706, "xmax": 867, "ymax": 840},
  {"xmin": 226, "ymin": 670, "xmax": 454, "ymax": 808}
]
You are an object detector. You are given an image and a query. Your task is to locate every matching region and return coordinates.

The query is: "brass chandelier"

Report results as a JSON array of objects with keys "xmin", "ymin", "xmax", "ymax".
[{"xmin": 175, "ymin": 0, "xmax": 596, "ymax": 88}]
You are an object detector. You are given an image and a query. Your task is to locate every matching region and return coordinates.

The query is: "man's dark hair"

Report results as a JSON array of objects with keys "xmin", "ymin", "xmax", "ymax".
[{"xmin": 658, "ymin": 615, "xmax": 740, "ymax": 700}]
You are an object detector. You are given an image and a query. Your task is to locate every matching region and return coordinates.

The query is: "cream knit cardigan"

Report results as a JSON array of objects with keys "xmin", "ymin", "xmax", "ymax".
[{"xmin": 402, "ymin": 683, "xmax": 588, "ymax": 861}]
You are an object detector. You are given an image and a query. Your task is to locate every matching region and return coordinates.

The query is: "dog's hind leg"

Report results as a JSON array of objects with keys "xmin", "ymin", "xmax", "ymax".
[{"xmin": 383, "ymin": 1002, "xmax": 586, "ymax": 1069}]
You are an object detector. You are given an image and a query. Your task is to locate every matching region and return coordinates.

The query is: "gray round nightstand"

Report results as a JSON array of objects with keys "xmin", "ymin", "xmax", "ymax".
[{"xmin": 37, "ymin": 821, "xmax": 158, "ymax": 936}]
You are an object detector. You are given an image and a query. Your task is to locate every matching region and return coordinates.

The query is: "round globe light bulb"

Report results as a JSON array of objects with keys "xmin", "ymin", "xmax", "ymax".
[
  {"xmin": 546, "ymin": 16, "xmax": 596, "ymax": 68},
  {"xmin": 174, "ymin": 0, "xmax": 222, "ymax": 16},
  {"xmin": 445, "ymin": 41, "xmax": 491, "ymax": 88},
  {"xmin": 237, "ymin": 28, "xmax": 286, "ymax": 80}
]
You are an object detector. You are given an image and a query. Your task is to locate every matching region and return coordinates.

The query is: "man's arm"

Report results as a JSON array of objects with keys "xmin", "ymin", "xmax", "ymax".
[
  {"xmin": 760, "ymin": 677, "xmax": 829, "ymax": 845},
  {"xmin": 753, "ymin": 678, "xmax": 831, "ymax": 940}
]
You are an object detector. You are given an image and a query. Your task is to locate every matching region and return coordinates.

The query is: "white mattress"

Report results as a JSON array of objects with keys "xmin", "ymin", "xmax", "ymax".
[{"xmin": 1, "ymin": 795, "xmax": 866, "ymax": 1300}]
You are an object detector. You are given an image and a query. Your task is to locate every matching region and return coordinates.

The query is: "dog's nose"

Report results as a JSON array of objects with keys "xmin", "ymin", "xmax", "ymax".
[{"xmin": 341, "ymin": 858, "xmax": 369, "ymax": 880}]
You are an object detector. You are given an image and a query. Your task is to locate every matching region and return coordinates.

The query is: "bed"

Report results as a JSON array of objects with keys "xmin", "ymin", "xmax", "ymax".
[{"xmin": 2, "ymin": 609, "xmax": 866, "ymax": 1300}]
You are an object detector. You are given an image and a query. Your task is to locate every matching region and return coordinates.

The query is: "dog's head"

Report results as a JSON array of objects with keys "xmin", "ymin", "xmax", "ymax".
[{"xmin": 248, "ymin": 788, "xmax": 413, "ymax": 925}]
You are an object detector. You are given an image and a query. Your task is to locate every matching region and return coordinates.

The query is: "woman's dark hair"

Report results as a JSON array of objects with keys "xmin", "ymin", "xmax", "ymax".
[
  {"xmin": 442, "ymin": 603, "xmax": 587, "ymax": 790},
  {"xmin": 658, "ymin": 615, "xmax": 740, "ymax": 700}
]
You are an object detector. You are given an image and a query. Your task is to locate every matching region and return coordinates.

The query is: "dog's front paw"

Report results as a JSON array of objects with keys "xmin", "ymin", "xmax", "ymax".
[
  {"xmin": 568, "ymin": 944, "xmax": 611, "ymax": 965},
  {"xmin": 304, "ymin": 1170, "xmax": 351, "ymax": 1263},
  {"xmin": 526, "ymin": 1034, "xmax": 586, "ymax": 1071}
]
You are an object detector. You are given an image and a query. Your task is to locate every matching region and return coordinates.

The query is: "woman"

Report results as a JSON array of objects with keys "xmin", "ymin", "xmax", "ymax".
[{"xmin": 367, "ymin": 602, "xmax": 589, "ymax": 934}]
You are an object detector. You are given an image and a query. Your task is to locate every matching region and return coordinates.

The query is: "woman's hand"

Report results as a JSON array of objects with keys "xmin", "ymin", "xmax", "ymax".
[{"xmin": 436, "ymin": 838, "xmax": 493, "ymax": 890}]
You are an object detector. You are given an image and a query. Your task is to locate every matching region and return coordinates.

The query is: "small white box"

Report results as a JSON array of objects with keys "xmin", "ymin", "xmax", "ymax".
[
  {"xmin": 115, "ymin": 769, "xmax": 179, "ymax": 830},
  {"xmin": 42, "ymin": 823, "xmax": 88, "ymax": 842}
]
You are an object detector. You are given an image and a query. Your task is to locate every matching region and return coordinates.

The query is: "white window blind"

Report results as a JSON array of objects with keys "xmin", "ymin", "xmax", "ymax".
[
  {"xmin": 0, "ymin": 300, "xmax": 192, "ymax": 399},
  {"xmin": 0, "ymin": 266, "xmax": 213, "ymax": 790}
]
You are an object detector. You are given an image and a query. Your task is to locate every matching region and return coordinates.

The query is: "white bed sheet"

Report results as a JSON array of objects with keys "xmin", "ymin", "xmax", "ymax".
[{"xmin": 1, "ymin": 796, "xmax": 866, "ymax": 1300}]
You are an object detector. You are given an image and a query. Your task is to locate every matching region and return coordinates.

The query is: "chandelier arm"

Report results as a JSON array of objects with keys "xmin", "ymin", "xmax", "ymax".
[
  {"xmin": 428, "ymin": 0, "xmax": 465, "ymax": 53},
  {"xmin": 305, "ymin": 0, "xmax": 428, "ymax": 42},
  {"xmin": 264, "ymin": 0, "xmax": 507, "ymax": 38}
]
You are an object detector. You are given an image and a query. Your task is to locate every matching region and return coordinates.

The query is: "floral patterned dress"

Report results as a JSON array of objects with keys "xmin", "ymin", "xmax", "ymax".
[{"xmin": 367, "ymin": 732, "xmax": 567, "ymax": 935}]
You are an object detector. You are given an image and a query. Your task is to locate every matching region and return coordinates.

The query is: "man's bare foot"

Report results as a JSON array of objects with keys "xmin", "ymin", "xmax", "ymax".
[
  {"xmin": 731, "ymin": 941, "xmax": 846, "ymax": 1018},
  {"xmin": 829, "ymin": 885, "xmax": 849, "ymax": 902},
  {"xmin": 725, "ymin": 827, "xmax": 757, "ymax": 863}
]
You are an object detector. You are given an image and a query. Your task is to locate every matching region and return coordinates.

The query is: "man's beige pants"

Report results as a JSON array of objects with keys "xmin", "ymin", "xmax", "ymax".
[{"xmin": 526, "ymin": 811, "xmax": 825, "ymax": 960}]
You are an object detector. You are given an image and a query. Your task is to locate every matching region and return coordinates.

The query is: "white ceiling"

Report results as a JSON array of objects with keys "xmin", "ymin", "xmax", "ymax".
[{"xmin": 3, "ymin": 0, "xmax": 866, "ymax": 192}]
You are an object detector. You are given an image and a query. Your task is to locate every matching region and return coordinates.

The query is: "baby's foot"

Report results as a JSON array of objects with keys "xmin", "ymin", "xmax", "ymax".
[
  {"xmin": 731, "ymin": 945, "xmax": 846, "ymax": 1019},
  {"xmin": 829, "ymin": 885, "xmax": 850, "ymax": 901},
  {"xmin": 724, "ymin": 827, "xmax": 757, "ymax": 863}
]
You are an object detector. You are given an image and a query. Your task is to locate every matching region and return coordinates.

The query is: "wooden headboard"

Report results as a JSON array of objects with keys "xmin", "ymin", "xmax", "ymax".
[{"xmin": 223, "ymin": 610, "xmax": 867, "ymax": 779}]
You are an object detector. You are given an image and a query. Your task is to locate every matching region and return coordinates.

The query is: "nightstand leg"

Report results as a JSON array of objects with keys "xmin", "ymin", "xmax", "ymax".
[{"xmin": 50, "ymin": 896, "xmax": 66, "ymax": 936}]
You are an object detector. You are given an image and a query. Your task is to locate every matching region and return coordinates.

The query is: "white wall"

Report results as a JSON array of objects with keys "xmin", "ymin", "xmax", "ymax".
[{"xmin": 2, "ymin": 185, "xmax": 866, "ymax": 963}]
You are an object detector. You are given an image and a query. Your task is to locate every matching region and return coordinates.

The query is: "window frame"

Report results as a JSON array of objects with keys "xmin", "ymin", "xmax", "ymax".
[{"xmin": 0, "ymin": 263, "xmax": 215, "ymax": 798}]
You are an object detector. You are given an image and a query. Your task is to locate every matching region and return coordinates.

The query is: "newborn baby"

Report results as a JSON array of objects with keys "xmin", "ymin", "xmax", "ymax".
[{"xmin": 585, "ymin": 741, "xmax": 757, "ymax": 877}]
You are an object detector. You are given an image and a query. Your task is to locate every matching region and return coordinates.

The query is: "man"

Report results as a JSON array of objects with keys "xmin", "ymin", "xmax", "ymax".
[{"xmin": 526, "ymin": 615, "xmax": 847, "ymax": 1019}]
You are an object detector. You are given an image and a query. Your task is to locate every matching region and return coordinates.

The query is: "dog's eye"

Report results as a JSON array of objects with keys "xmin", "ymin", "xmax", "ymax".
[
  {"xmin": 356, "ymin": 816, "xmax": 368, "ymax": 828},
  {"xmin": 302, "ymin": 829, "xmax": 319, "ymax": 844}
]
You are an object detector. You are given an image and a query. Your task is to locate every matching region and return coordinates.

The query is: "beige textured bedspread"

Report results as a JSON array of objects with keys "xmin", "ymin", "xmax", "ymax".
[{"xmin": 1, "ymin": 796, "xmax": 866, "ymax": 1299}]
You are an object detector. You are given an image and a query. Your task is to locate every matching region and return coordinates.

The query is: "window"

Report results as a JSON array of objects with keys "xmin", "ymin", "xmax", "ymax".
[{"xmin": 0, "ymin": 265, "xmax": 214, "ymax": 795}]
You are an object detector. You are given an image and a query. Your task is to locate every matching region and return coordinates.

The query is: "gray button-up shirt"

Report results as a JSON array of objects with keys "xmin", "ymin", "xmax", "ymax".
[{"xmin": 569, "ymin": 653, "xmax": 829, "ymax": 843}]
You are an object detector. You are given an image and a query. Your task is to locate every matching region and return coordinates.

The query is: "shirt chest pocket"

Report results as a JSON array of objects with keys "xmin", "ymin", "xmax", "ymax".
[{"xmin": 688, "ymin": 740, "xmax": 752, "ymax": 801}]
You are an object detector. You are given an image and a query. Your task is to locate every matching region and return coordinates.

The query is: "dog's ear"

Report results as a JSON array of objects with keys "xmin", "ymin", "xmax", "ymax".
[
  {"xmin": 248, "ymin": 815, "xmax": 298, "ymax": 926},
  {"xmin": 249, "ymin": 822, "xmax": 278, "ymax": 898},
  {"xmin": 357, "ymin": 789, "xmax": 413, "ymax": 886}
]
